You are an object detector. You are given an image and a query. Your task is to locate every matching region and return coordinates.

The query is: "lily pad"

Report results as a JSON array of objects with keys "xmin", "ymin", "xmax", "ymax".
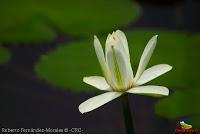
[
  {"xmin": 0, "ymin": 47, "xmax": 11, "ymax": 64},
  {"xmin": 154, "ymin": 34, "xmax": 200, "ymax": 128},
  {"xmin": 0, "ymin": 20, "xmax": 56, "ymax": 44},
  {"xmin": 155, "ymin": 89, "xmax": 200, "ymax": 128},
  {"xmin": 33, "ymin": 0, "xmax": 140, "ymax": 36},
  {"xmin": 0, "ymin": 0, "xmax": 139, "ymax": 43},
  {"xmin": 36, "ymin": 41, "xmax": 101, "ymax": 92},
  {"xmin": 35, "ymin": 30, "xmax": 199, "ymax": 92}
]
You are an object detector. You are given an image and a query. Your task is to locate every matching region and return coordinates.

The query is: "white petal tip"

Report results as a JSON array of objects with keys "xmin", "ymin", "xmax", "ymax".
[
  {"xmin": 160, "ymin": 88, "xmax": 169, "ymax": 96},
  {"xmin": 78, "ymin": 106, "xmax": 86, "ymax": 114},
  {"xmin": 78, "ymin": 102, "xmax": 91, "ymax": 114},
  {"xmin": 163, "ymin": 88, "xmax": 169, "ymax": 96},
  {"xmin": 151, "ymin": 35, "xmax": 158, "ymax": 40},
  {"xmin": 168, "ymin": 65, "xmax": 173, "ymax": 70},
  {"xmin": 94, "ymin": 35, "xmax": 98, "ymax": 39},
  {"xmin": 83, "ymin": 76, "xmax": 92, "ymax": 85},
  {"xmin": 166, "ymin": 90, "xmax": 169, "ymax": 96},
  {"xmin": 83, "ymin": 77, "xmax": 87, "ymax": 83},
  {"xmin": 116, "ymin": 29, "xmax": 122, "ymax": 32},
  {"xmin": 82, "ymin": 76, "xmax": 111, "ymax": 91},
  {"xmin": 164, "ymin": 64, "xmax": 173, "ymax": 72},
  {"xmin": 78, "ymin": 108, "xmax": 84, "ymax": 114}
]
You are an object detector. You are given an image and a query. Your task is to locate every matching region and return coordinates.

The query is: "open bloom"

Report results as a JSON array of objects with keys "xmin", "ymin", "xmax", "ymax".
[{"xmin": 79, "ymin": 30, "xmax": 172, "ymax": 114}]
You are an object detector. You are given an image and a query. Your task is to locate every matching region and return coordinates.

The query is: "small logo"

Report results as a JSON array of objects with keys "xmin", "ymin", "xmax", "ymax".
[
  {"xmin": 174, "ymin": 119, "xmax": 199, "ymax": 133},
  {"xmin": 180, "ymin": 121, "xmax": 192, "ymax": 129}
]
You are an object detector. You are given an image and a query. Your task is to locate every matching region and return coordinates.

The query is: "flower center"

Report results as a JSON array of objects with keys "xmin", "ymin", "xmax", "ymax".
[{"xmin": 112, "ymin": 83, "xmax": 134, "ymax": 92}]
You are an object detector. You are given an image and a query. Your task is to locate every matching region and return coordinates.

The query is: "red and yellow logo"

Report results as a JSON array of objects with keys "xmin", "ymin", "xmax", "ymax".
[
  {"xmin": 180, "ymin": 121, "xmax": 192, "ymax": 129},
  {"xmin": 175, "ymin": 121, "xmax": 199, "ymax": 133}
]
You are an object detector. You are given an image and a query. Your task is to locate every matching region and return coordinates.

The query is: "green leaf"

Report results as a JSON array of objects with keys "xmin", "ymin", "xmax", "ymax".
[
  {"xmin": 155, "ymin": 89, "xmax": 200, "ymax": 128},
  {"xmin": 154, "ymin": 33, "xmax": 200, "ymax": 127},
  {"xmin": 36, "ymin": 41, "xmax": 102, "ymax": 92},
  {"xmin": 0, "ymin": 47, "xmax": 11, "ymax": 64},
  {"xmin": 0, "ymin": 0, "xmax": 140, "ymax": 43},
  {"xmin": 0, "ymin": 20, "xmax": 56, "ymax": 44}
]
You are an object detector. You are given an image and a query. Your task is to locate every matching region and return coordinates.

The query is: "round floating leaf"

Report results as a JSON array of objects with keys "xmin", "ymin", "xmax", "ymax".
[
  {"xmin": 36, "ymin": 29, "xmax": 199, "ymax": 92},
  {"xmin": 0, "ymin": 0, "xmax": 139, "ymax": 43},
  {"xmin": 156, "ymin": 90, "xmax": 200, "ymax": 118},
  {"xmin": 0, "ymin": 0, "xmax": 55, "ymax": 43},
  {"xmin": 33, "ymin": 0, "xmax": 140, "ymax": 36},
  {"xmin": 155, "ymin": 89, "xmax": 200, "ymax": 128},
  {"xmin": 155, "ymin": 34, "xmax": 200, "ymax": 128},
  {"xmin": 36, "ymin": 41, "xmax": 102, "ymax": 92},
  {"xmin": 0, "ymin": 47, "xmax": 11, "ymax": 64},
  {"xmin": 0, "ymin": 20, "xmax": 56, "ymax": 44},
  {"xmin": 184, "ymin": 35, "xmax": 200, "ymax": 88}
]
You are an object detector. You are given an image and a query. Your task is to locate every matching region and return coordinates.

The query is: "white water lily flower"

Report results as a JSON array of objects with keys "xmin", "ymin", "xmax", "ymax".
[{"xmin": 79, "ymin": 30, "xmax": 172, "ymax": 114}]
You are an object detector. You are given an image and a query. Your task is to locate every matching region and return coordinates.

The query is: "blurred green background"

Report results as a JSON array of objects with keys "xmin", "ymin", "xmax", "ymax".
[{"xmin": 0, "ymin": 0, "xmax": 200, "ymax": 134}]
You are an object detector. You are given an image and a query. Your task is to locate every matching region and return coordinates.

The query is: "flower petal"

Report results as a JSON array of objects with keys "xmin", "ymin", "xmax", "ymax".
[
  {"xmin": 94, "ymin": 36, "xmax": 111, "ymax": 84},
  {"xmin": 134, "ymin": 35, "xmax": 158, "ymax": 81},
  {"xmin": 135, "ymin": 64, "xmax": 172, "ymax": 85},
  {"xmin": 107, "ymin": 46, "xmax": 125, "ymax": 89},
  {"xmin": 105, "ymin": 32, "xmax": 128, "ymax": 60},
  {"xmin": 127, "ymin": 85, "xmax": 169, "ymax": 97},
  {"xmin": 105, "ymin": 33, "xmax": 134, "ymax": 90},
  {"xmin": 115, "ymin": 30, "xmax": 130, "ymax": 59},
  {"xmin": 83, "ymin": 76, "xmax": 111, "ymax": 91},
  {"xmin": 113, "ymin": 31, "xmax": 134, "ymax": 80},
  {"xmin": 79, "ymin": 92, "xmax": 122, "ymax": 114},
  {"xmin": 107, "ymin": 46, "xmax": 132, "ymax": 90}
]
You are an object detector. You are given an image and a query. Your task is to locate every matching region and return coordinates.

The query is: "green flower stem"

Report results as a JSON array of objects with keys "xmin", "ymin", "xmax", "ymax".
[{"xmin": 121, "ymin": 94, "xmax": 134, "ymax": 134}]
